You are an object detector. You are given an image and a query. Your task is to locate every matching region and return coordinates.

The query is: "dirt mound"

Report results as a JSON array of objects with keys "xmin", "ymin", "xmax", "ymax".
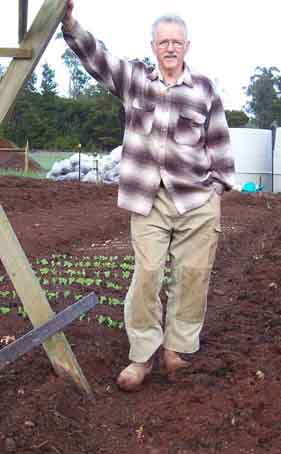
[
  {"xmin": 0, "ymin": 151, "xmax": 42, "ymax": 171},
  {"xmin": 1, "ymin": 177, "xmax": 281, "ymax": 453},
  {"xmin": 0, "ymin": 137, "xmax": 17, "ymax": 149},
  {"xmin": 0, "ymin": 138, "xmax": 42, "ymax": 171}
]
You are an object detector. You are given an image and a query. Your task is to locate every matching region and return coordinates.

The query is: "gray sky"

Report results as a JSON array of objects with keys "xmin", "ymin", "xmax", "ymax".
[{"xmin": 1, "ymin": 0, "xmax": 280, "ymax": 109}]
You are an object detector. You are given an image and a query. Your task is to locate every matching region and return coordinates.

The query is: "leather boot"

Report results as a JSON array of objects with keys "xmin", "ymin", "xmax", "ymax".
[{"xmin": 117, "ymin": 359, "xmax": 153, "ymax": 391}]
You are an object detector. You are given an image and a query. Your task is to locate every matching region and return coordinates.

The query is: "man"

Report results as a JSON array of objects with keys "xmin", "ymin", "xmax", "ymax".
[{"xmin": 62, "ymin": 1, "xmax": 235, "ymax": 391}]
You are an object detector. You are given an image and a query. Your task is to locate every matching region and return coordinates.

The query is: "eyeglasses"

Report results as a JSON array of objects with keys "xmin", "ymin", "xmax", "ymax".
[{"xmin": 156, "ymin": 39, "xmax": 186, "ymax": 49}]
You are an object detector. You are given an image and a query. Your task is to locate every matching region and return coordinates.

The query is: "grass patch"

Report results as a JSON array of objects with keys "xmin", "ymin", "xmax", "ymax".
[
  {"xmin": 31, "ymin": 151, "xmax": 74, "ymax": 171},
  {"xmin": 0, "ymin": 168, "xmax": 46, "ymax": 179},
  {"xmin": 0, "ymin": 151, "xmax": 75, "ymax": 179}
]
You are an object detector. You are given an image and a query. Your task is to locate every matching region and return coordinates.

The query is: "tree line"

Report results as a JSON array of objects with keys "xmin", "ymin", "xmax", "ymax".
[
  {"xmin": 0, "ymin": 47, "xmax": 280, "ymax": 151},
  {"xmin": 0, "ymin": 58, "xmax": 123, "ymax": 152}
]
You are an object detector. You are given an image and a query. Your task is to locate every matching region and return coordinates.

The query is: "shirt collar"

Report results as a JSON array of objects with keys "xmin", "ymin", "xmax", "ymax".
[{"xmin": 146, "ymin": 63, "xmax": 193, "ymax": 87}]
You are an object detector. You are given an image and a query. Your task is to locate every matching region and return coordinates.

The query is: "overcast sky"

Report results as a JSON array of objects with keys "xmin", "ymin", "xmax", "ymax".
[{"xmin": 1, "ymin": 0, "xmax": 280, "ymax": 109}]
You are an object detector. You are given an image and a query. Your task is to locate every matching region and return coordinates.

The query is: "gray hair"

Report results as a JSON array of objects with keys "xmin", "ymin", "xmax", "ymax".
[{"xmin": 151, "ymin": 14, "xmax": 188, "ymax": 40}]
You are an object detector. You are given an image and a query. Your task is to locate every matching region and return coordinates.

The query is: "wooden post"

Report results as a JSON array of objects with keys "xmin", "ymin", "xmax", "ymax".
[
  {"xmin": 0, "ymin": 0, "xmax": 68, "ymax": 123},
  {"xmin": 24, "ymin": 140, "xmax": 29, "ymax": 172},
  {"xmin": 0, "ymin": 206, "xmax": 92, "ymax": 395},
  {"xmin": 19, "ymin": 0, "xmax": 29, "ymax": 43}
]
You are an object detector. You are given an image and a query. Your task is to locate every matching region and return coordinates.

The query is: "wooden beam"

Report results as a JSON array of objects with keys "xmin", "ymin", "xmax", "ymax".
[
  {"xmin": 0, "ymin": 206, "xmax": 92, "ymax": 395},
  {"xmin": 0, "ymin": 48, "xmax": 32, "ymax": 59},
  {"xmin": 19, "ymin": 0, "xmax": 29, "ymax": 43},
  {"xmin": 0, "ymin": 0, "xmax": 68, "ymax": 123},
  {"xmin": 0, "ymin": 292, "xmax": 99, "ymax": 367}
]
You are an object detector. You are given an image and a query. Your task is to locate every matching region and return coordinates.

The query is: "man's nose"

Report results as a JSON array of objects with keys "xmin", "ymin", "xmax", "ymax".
[{"xmin": 167, "ymin": 41, "xmax": 174, "ymax": 50}]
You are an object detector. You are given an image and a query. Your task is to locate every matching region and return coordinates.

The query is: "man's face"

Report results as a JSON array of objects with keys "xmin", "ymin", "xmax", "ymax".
[{"xmin": 151, "ymin": 22, "xmax": 189, "ymax": 75}]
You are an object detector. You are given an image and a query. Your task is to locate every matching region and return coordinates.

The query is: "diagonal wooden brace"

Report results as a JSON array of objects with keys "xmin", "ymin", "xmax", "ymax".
[
  {"xmin": 0, "ymin": 205, "xmax": 93, "ymax": 395},
  {"xmin": 0, "ymin": 292, "xmax": 99, "ymax": 368}
]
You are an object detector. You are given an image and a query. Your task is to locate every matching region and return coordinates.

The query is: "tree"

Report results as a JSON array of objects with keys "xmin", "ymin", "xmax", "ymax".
[
  {"xmin": 273, "ymin": 99, "xmax": 281, "ymax": 127},
  {"xmin": 24, "ymin": 71, "xmax": 38, "ymax": 93},
  {"xmin": 80, "ymin": 84, "xmax": 124, "ymax": 150},
  {"xmin": 244, "ymin": 66, "xmax": 281, "ymax": 128},
  {"xmin": 62, "ymin": 48, "xmax": 90, "ymax": 99},
  {"xmin": 56, "ymin": 31, "xmax": 91, "ymax": 98},
  {"xmin": 40, "ymin": 63, "xmax": 57, "ymax": 95},
  {"xmin": 225, "ymin": 110, "xmax": 249, "ymax": 127}
]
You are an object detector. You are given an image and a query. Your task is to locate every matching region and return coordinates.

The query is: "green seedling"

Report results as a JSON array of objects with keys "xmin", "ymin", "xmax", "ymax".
[
  {"xmin": 93, "ymin": 262, "xmax": 101, "ymax": 268},
  {"xmin": 83, "ymin": 261, "xmax": 92, "ymax": 268},
  {"xmin": 124, "ymin": 255, "xmax": 134, "ymax": 263},
  {"xmin": 45, "ymin": 291, "xmax": 58, "ymax": 300},
  {"xmin": 58, "ymin": 277, "xmax": 68, "ymax": 286},
  {"xmin": 75, "ymin": 277, "xmax": 94, "ymax": 286},
  {"xmin": 63, "ymin": 290, "xmax": 71, "ymax": 299},
  {"xmin": 74, "ymin": 294, "xmax": 83, "ymax": 301},
  {"xmin": 107, "ymin": 297, "xmax": 123, "ymax": 306},
  {"xmin": 120, "ymin": 262, "xmax": 134, "ymax": 271},
  {"xmin": 106, "ymin": 282, "xmax": 121, "ymax": 290},
  {"xmin": 65, "ymin": 269, "xmax": 77, "ymax": 277},
  {"xmin": 18, "ymin": 306, "xmax": 28, "ymax": 319},
  {"xmin": 0, "ymin": 306, "xmax": 11, "ymax": 315},
  {"xmin": 99, "ymin": 296, "xmax": 107, "ymax": 304},
  {"xmin": 63, "ymin": 261, "xmax": 73, "ymax": 268},
  {"xmin": 79, "ymin": 313, "xmax": 90, "ymax": 321},
  {"xmin": 0, "ymin": 291, "xmax": 12, "ymax": 298},
  {"xmin": 97, "ymin": 315, "xmax": 124, "ymax": 329}
]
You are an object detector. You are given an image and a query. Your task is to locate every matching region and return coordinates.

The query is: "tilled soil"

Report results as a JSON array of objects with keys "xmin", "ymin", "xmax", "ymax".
[{"xmin": 0, "ymin": 176, "xmax": 281, "ymax": 454}]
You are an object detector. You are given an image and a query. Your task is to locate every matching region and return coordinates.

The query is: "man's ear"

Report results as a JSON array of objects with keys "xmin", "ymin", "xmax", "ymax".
[
  {"xmin": 184, "ymin": 40, "xmax": 191, "ymax": 57},
  {"xmin": 151, "ymin": 41, "xmax": 156, "ymax": 56}
]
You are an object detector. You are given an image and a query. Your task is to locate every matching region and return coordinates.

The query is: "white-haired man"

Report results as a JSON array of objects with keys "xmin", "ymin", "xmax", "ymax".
[{"xmin": 62, "ymin": 1, "xmax": 235, "ymax": 391}]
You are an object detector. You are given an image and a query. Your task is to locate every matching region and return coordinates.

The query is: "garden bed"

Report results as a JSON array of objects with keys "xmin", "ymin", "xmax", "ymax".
[{"xmin": 0, "ymin": 176, "xmax": 281, "ymax": 454}]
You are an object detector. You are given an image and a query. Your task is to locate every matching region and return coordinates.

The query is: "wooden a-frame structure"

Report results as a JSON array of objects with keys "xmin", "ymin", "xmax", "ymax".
[{"xmin": 0, "ymin": 1, "xmax": 94, "ymax": 396}]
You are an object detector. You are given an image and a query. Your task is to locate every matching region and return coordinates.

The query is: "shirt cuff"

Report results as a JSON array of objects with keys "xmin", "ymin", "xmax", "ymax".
[{"xmin": 213, "ymin": 181, "xmax": 225, "ymax": 196}]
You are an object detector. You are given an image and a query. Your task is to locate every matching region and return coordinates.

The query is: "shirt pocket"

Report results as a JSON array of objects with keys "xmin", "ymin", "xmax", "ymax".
[
  {"xmin": 130, "ymin": 98, "xmax": 155, "ymax": 136},
  {"xmin": 174, "ymin": 108, "xmax": 206, "ymax": 146}
]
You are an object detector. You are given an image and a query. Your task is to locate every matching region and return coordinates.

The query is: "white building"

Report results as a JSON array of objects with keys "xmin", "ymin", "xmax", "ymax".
[{"xmin": 230, "ymin": 127, "xmax": 281, "ymax": 192}]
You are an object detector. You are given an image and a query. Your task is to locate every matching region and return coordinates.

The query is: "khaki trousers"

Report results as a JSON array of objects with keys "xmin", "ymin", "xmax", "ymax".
[{"xmin": 124, "ymin": 187, "xmax": 221, "ymax": 362}]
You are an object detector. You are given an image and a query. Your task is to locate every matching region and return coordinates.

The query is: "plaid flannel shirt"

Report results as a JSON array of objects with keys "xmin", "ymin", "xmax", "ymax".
[{"xmin": 63, "ymin": 22, "xmax": 235, "ymax": 215}]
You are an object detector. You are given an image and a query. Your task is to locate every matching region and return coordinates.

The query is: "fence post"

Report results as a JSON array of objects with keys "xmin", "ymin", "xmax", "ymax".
[
  {"xmin": 24, "ymin": 140, "xmax": 29, "ymax": 172},
  {"xmin": 271, "ymin": 121, "xmax": 278, "ymax": 193},
  {"xmin": 77, "ymin": 143, "xmax": 82, "ymax": 182}
]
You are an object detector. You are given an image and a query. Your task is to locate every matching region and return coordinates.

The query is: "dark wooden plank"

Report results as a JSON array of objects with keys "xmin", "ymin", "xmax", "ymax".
[
  {"xmin": 0, "ymin": 292, "xmax": 99, "ymax": 368},
  {"xmin": 19, "ymin": 0, "xmax": 29, "ymax": 43},
  {"xmin": 0, "ymin": 48, "xmax": 32, "ymax": 59}
]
